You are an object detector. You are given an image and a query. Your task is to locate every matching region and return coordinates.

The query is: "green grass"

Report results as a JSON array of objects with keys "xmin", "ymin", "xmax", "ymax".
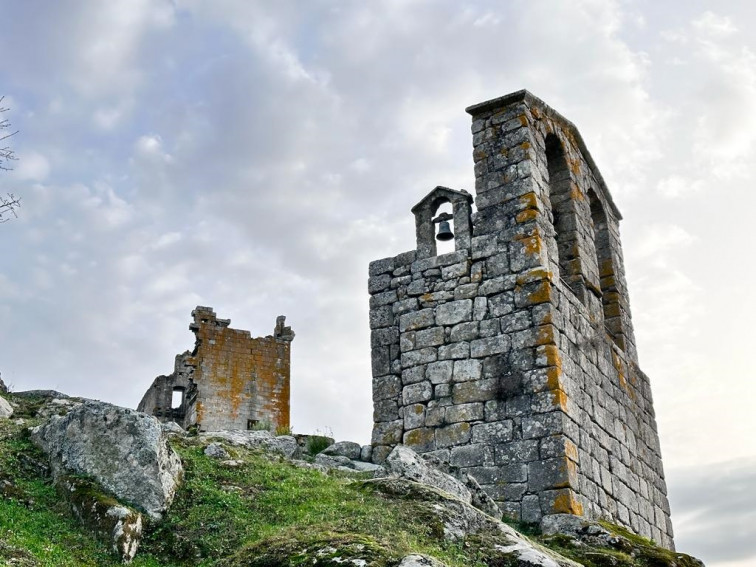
[
  {"xmin": 142, "ymin": 437, "xmax": 471, "ymax": 566},
  {"xmin": 0, "ymin": 394, "xmax": 702, "ymax": 567}
]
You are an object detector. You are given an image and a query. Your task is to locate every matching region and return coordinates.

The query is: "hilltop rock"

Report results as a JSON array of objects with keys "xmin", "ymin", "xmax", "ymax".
[
  {"xmin": 57, "ymin": 475, "xmax": 143, "ymax": 563},
  {"xmin": 199, "ymin": 430, "xmax": 299, "ymax": 459},
  {"xmin": 0, "ymin": 396, "xmax": 12, "ymax": 419},
  {"xmin": 31, "ymin": 400, "xmax": 183, "ymax": 520},
  {"xmin": 384, "ymin": 445, "xmax": 472, "ymax": 504},
  {"xmin": 0, "ymin": 373, "xmax": 7, "ymax": 394},
  {"xmin": 321, "ymin": 440, "xmax": 362, "ymax": 460}
]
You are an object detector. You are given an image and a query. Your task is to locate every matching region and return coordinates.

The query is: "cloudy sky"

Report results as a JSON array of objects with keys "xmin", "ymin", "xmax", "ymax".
[{"xmin": 0, "ymin": 1, "xmax": 754, "ymax": 564}]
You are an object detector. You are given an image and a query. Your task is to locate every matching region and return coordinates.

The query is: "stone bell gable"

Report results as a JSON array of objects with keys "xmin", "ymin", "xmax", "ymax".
[{"xmin": 368, "ymin": 90, "xmax": 673, "ymax": 549}]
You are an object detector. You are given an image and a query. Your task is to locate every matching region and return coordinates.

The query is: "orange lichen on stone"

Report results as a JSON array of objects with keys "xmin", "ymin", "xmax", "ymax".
[
  {"xmin": 521, "ymin": 141, "xmax": 531, "ymax": 150},
  {"xmin": 611, "ymin": 349, "xmax": 635, "ymax": 401},
  {"xmin": 569, "ymin": 183, "xmax": 584, "ymax": 201},
  {"xmin": 513, "ymin": 231, "xmax": 544, "ymax": 257},
  {"xmin": 552, "ymin": 490, "xmax": 584, "ymax": 515},
  {"xmin": 519, "ymin": 114, "xmax": 528, "ymax": 127},
  {"xmin": 551, "ymin": 388, "xmax": 569, "ymax": 411},
  {"xmin": 535, "ymin": 324, "xmax": 557, "ymax": 346},
  {"xmin": 537, "ymin": 344, "xmax": 562, "ymax": 369},
  {"xmin": 545, "ymin": 366, "xmax": 563, "ymax": 390},
  {"xmin": 519, "ymin": 192, "xmax": 539, "ymax": 211},
  {"xmin": 516, "ymin": 267, "xmax": 553, "ymax": 286},
  {"xmin": 525, "ymin": 280, "xmax": 553, "ymax": 305},
  {"xmin": 516, "ymin": 208, "xmax": 538, "ymax": 224}
]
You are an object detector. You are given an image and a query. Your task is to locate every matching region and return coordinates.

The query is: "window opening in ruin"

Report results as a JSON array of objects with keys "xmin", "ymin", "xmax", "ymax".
[
  {"xmin": 171, "ymin": 387, "xmax": 184, "ymax": 409},
  {"xmin": 589, "ymin": 189, "xmax": 621, "ymax": 347},
  {"xmin": 247, "ymin": 419, "xmax": 259, "ymax": 430},
  {"xmin": 433, "ymin": 200, "xmax": 455, "ymax": 255},
  {"xmin": 545, "ymin": 134, "xmax": 580, "ymax": 299}
]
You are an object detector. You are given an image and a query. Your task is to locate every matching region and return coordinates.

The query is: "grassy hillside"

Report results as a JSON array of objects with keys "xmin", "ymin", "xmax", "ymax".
[{"xmin": 0, "ymin": 394, "xmax": 702, "ymax": 567}]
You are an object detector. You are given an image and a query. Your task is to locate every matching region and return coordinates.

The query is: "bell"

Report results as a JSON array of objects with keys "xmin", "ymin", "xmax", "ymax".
[{"xmin": 436, "ymin": 220, "xmax": 454, "ymax": 241}]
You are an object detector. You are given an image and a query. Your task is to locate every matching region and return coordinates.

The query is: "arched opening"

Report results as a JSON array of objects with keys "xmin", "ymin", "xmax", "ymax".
[
  {"xmin": 545, "ymin": 134, "xmax": 579, "ymax": 294},
  {"xmin": 171, "ymin": 387, "xmax": 185, "ymax": 409},
  {"xmin": 589, "ymin": 189, "xmax": 621, "ymax": 347},
  {"xmin": 433, "ymin": 200, "xmax": 455, "ymax": 255}
]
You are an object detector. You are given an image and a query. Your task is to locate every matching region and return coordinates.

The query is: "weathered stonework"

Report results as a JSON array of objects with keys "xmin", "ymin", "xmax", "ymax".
[
  {"xmin": 138, "ymin": 306, "xmax": 294, "ymax": 432},
  {"xmin": 369, "ymin": 90, "xmax": 673, "ymax": 549}
]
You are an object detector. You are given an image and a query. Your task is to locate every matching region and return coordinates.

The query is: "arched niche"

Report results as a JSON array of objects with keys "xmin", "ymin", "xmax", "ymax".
[
  {"xmin": 545, "ymin": 134, "xmax": 582, "ymax": 296},
  {"xmin": 411, "ymin": 186, "xmax": 473, "ymax": 259}
]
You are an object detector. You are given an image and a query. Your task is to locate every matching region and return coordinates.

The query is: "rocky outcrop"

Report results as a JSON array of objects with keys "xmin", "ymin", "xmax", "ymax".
[
  {"xmin": 199, "ymin": 430, "xmax": 299, "ymax": 459},
  {"xmin": 0, "ymin": 373, "xmax": 7, "ymax": 394},
  {"xmin": 383, "ymin": 445, "xmax": 471, "ymax": 503},
  {"xmin": 320, "ymin": 440, "xmax": 362, "ymax": 460},
  {"xmin": 31, "ymin": 400, "xmax": 183, "ymax": 520},
  {"xmin": 0, "ymin": 395, "xmax": 12, "ymax": 418},
  {"xmin": 57, "ymin": 475, "xmax": 143, "ymax": 563}
]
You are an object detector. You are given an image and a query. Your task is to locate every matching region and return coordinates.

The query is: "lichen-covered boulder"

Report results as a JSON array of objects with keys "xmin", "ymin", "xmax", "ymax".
[
  {"xmin": 57, "ymin": 475, "xmax": 143, "ymax": 563},
  {"xmin": 364, "ymin": 478, "xmax": 576, "ymax": 566},
  {"xmin": 30, "ymin": 400, "xmax": 183, "ymax": 520},
  {"xmin": 397, "ymin": 554, "xmax": 448, "ymax": 567},
  {"xmin": 384, "ymin": 445, "xmax": 471, "ymax": 504},
  {"xmin": 321, "ymin": 441, "xmax": 362, "ymax": 460},
  {"xmin": 218, "ymin": 531, "xmax": 398, "ymax": 567},
  {"xmin": 200, "ymin": 430, "xmax": 299, "ymax": 458},
  {"xmin": 0, "ymin": 396, "xmax": 13, "ymax": 419}
]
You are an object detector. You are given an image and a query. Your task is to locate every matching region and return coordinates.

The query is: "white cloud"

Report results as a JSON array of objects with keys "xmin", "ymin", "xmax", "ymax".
[{"xmin": 12, "ymin": 151, "xmax": 50, "ymax": 181}]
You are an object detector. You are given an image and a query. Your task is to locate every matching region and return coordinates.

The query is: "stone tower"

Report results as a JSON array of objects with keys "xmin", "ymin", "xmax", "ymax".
[
  {"xmin": 368, "ymin": 90, "xmax": 673, "ymax": 549},
  {"xmin": 139, "ymin": 306, "xmax": 294, "ymax": 432}
]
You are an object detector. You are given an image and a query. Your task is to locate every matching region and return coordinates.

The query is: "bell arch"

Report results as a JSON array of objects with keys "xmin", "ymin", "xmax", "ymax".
[
  {"xmin": 545, "ymin": 134, "xmax": 581, "ymax": 296},
  {"xmin": 411, "ymin": 186, "xmax": 473, "ymax": 259}
]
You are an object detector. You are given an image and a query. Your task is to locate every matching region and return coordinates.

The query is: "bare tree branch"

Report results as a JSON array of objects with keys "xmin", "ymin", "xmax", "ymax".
[
  {"xmin": 0, "ymin": 96, "xmax": 18, "ymax": 172},
  {"xmin": 0, "ymin": 193, "xmax": 20, "ymax": 222}
]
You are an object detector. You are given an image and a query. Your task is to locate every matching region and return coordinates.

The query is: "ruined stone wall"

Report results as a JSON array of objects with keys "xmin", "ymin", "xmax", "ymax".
[
  {"xmin": 369, "ymin": 90, "xmax": 673, "ymax": 549},
  {"xmin": 138, "ymin": 307, "xmax": 293, "ymax": 432}
]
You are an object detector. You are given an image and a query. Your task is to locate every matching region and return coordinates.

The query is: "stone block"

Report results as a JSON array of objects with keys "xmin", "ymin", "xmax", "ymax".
[
  {"xmin": 373, "ymin": 399, "xmax": 399, "ymax": 422},
  {"xmin": 470, "ymin": 336, "xmax": 510, "ymax": 358},
  {"xmin": 494, "ymin": 440, "xmax": 540, "ymax": 465},
  {"xmin": 371, "ymin": 327, "xmax": 399, "ymax": 348},
  {"xmin": 401, "ymin": 365, "xmax": 426, "ymax": 386},
  {"xmin": 438, "ymin": 342, "xmax": 470, "ymax": 360},
  {"xmin": 403, "ymin": 427, "xmax": 436, "ymax": 453},
  {"xmin": 369, "ymin": 306, "xmax": 394, "ymax": 329},
  {"xmin": 393, "ymin": 298, "xmax": 419, "ymax": 315},
  {"xmin": 454, "ymin": 283, "xmax": 479, "ymax": 300},
  {"xmin": 373, "ymin": 375, "xmax": 400, "ymax": 401},
  {"xmin": 471, "ymin": 421, "xmax": 513, "ymax": 444},
  {"xmin": 441, "ymin": 261, "xmax": 469, "ymax": 279},
  {"xmin": 500, "ymin": 311, "xmax": 532, "ymax": 333},
  {"xmin": 415, "ymin": 327, "xmax": 445, "ymax": 348},
  {"xmin": 399, "ymin": 309, "xmax": 435, "ymax": 332},
  {"xmin": 450, "ymin": 444, "xmax": 491, "ymax": 468},
  {"xmin": 521, "ymin": 495, "xmax": 542, "ymax": 524},
  {"xmin": 370, "ymin": 290, "xmax": 398, "ymax": 309},
  {"xmin": 435, "ymin": 300, "xmax": 473, "ymax": 325},
  {"xmin": 403, "ymin": 404, "xmax": 426, "ymax": 430},
  {"xmin": 539, "ymin": 488, "xmax": 584, "ymax": 516},
  {"xmin": 434, "ymin": 383, "xmax": 451, "ymax": 397},
  {"xmin": 435, "ymin": 422, "xmax": 471, "ymax": 448},
  {"xmin": 402, "ymin": 381, "xmax": 432, "ymax": 405},
  {"xmin": 452, "ymin": 379, "xmax": 498, "ymax": 404},
  {"xmin": 452, "ymin": 359, "xmax": 483, "ymax": 382},
  {"xmin": 368, "ymin": 274, "xmax": 392, "ymax": 294},
  {"xmin": 450, "ymin": 321, "xmax": 479, "ymax": 342},
  {"xmin": 479, "ymin": 319, "xmax": 500, "ymax": 338},
  {"xmin": 369, "ymin": 257, "xmax": 395, "ymax": 277},
  {"xmin": 371, "ymin": 420, "xmax": 403, "ymax": 445},
  {"xmin": 426, "ymin": 361, "xmax": 453, "ymax": 384},
  {"xmin": 401, "ymin": 348, "xmax": 437, "ymax": 368},
  {"xmin": 528, "ymin": 457, "xmax": 577, "ymax": 492},
  {"xmin": 489, "ymin": 292, "xmax": 514, "ymax": 317},
  {"xmin": 473, "ymin": 297, "xmax": 488, "ymax": 320},
  {"xmin": 425, "ymin": 406, "xmax": 446, "ymax": 427},
  {"xmin": 445, "ymin": 403, "xmax": 484, "ymax": 423}
]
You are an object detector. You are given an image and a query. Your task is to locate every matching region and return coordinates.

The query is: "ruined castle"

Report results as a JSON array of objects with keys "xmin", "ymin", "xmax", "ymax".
[
  {"xmin": 138, "ymin": 306, "xmax": 294, "ymax": 432},
  {"xmin": 368, "ymin": 90, "xmax": 673, "ymax": 548}
]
